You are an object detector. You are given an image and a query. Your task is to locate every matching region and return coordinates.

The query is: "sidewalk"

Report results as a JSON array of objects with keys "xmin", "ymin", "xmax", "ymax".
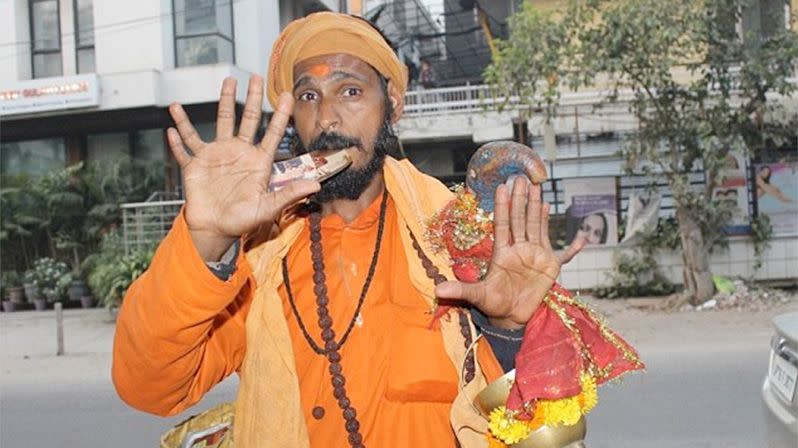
[
  {"xmin": 0, "ymin": 308, "xmax": 116, "ymax": 387},
  {"xmin": 2, "ymin": 296, "xmax": 794, "ymax": 381}
]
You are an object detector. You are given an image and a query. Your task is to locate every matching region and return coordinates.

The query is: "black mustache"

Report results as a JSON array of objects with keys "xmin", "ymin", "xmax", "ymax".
[{"xmin": 307, "ymin": 132, "xmax": 363, "ymax": 153}]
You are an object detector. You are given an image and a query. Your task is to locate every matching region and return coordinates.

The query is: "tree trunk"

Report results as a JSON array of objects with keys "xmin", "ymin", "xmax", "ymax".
[{"xmin": 676, "ymin": 206, "xmax": 715, "ymax": 305}]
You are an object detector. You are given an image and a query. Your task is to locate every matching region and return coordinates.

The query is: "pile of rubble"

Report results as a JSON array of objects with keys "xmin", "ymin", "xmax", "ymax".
[{"xmin": 682, "ymin": 279, "xmax": 796, "ymax": 312}]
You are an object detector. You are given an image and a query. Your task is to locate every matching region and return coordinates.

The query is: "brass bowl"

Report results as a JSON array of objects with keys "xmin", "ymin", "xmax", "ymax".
[{"xmin": 475, "ymin": 370, "xmax": 587, "ymax": 448}]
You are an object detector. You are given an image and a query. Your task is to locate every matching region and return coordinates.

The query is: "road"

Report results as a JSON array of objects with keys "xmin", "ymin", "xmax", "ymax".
[{"xmin": 0, "ymin": 300, "xmax": 793, "ymax": 447}]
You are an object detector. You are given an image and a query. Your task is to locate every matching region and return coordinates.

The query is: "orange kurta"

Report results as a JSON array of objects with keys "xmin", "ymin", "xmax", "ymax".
[
  {"xmin": 113, "ymin": 158, "xmax": 501, "ymax": 447},
  {"xmin": 279, "ymin": 195, "xmax": 459, "ymax": 446}
]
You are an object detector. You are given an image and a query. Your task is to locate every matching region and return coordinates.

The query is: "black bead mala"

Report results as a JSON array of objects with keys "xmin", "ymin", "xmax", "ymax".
[
  {"xmin": 282, "ymin": 189, "xmax": 389, "ymax": 448},
  {"xmin": 408, "ymin": 230, "xmax": 476, "ymax": 384}
]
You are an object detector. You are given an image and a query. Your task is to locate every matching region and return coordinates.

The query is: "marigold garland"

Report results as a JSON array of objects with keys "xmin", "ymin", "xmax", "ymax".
[{"xmin": 486, "ymin": 373, "xmax": 598, "ymax": 446}]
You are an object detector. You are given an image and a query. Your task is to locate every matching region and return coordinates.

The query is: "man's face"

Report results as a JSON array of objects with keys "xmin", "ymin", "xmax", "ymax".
[
  {"xmin": 293, "ymin": 54, "xmax": 392, "ymax": 165},
  {"xmin": 292, "ymin": 53, "xmax": 396, "ymax": 202}
]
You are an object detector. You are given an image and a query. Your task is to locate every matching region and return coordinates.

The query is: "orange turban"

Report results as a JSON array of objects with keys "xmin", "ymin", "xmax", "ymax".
[{"xmin": 266, "ymin": 12, "xmax": 408, "ymax": 109}]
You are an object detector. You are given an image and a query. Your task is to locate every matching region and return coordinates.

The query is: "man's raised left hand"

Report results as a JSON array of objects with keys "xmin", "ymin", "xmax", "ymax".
[{"xmin": 434, "ymin": 178, "xmax": 586, "ymax": 330}]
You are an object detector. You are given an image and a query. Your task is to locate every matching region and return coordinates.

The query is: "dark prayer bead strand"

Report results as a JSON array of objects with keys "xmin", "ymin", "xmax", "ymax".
[
  {"xmin": 282, "ymin": 190, "xmax": 388, "ymax": 448},
  {"xmin": 408, "ymin": 230, "xmax": 477, "ymax": 384}
]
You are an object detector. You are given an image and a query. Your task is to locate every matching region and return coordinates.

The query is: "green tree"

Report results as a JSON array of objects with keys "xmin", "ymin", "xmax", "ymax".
[{"xmin": 486, "ymin": 0, "xmax": 798, "ymax": 304}]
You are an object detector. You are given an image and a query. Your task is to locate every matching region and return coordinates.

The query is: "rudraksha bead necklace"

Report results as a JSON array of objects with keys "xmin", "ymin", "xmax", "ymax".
[
  {"xmin": 282, "ymin": 188, "xmax": 388, "ymax": 448},
  {"xmin": 408, "ymin": 230, "xmax": 476, "ymax": 383}
]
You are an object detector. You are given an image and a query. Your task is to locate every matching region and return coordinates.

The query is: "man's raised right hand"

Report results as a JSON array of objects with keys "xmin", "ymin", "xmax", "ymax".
[{"xmin": 167, "ymin": 75, "xmax": 320, "ymax": 262}]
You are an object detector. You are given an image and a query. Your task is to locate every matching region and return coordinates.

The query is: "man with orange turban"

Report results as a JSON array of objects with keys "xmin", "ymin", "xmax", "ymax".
[{"xmin": 113, "ymin": 12, "xmax": 579, "ymax": 447}]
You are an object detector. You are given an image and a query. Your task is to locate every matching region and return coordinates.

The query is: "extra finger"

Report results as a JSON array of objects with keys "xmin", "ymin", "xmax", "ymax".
[
  {"xmin": 166, "ymin": 127, "xmax": 192, "ymax": 167},
  {"xmin": 258, "ymin": 92, "xmax": 294, "ymax": 165},
  {"xmin": 559, "ymin": 234, "xmax": 587, "ymax": 265},
  {"xmin": 169, "ymin": 103, "xmax": 205, "ymax": 153},
  {"xmin": 216, "ymin": 77, "xmax": 237, "ymax": 140},
  {"xmin": 435, "ymin": 280, "xmax": 487, "ymax": 309},
  {"xmin": 526, "ymin": 182, "xmax": 542, "ymax": 245},
  {"xmin": 540, "ymin": 202, "xmax": 553, "ymax": 251},
  {"xmin": 493, "ymin": 184, "xmax": 510, "ymax": 250},
  {"xmin": 237, "ymin": 75, "xmax": 264, "ymax": 143},
  {"xmin": 510, "ymin": 177, "xmax": 528, "ymax": 244}
]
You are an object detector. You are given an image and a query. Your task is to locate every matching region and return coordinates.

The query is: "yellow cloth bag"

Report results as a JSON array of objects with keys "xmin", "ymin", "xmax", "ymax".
[{"xmin": 160, "ymin": 402, "xmax": 234, "ymax": 448}]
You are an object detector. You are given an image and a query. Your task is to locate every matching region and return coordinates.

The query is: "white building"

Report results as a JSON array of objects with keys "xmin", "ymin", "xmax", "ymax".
[
  {"xmin": 1, "ymin": 0, "xmax": 795, "ymax": 287},
  {"xmin": 0, "ymin": 0, "xmax": 343, "ymax": 184}
]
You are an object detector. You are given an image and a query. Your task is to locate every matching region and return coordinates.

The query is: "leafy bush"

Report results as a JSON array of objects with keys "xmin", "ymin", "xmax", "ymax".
[
  {"xmin": 1, "ymin": 158, "xmax": 165, "ymax": 274},
  {"xmin": 595, "ymin": 218, "xmax": 678, "ymax": 299},
  {"xmin": 28, "ymin": 258, "xmax": 71, "ymax": 301},
  {"xmin": 85, "ymin": 230, "xmax": 154, "ymax": 309}
]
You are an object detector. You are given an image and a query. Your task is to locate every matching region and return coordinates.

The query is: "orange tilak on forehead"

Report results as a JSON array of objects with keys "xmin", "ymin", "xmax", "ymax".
[{"xmin": 308, "ymin": 64, "xmax": 331, "ymax": 78}]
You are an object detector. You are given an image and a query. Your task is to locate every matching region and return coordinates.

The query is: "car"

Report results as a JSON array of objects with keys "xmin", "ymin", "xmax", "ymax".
[{"xmin": 762, "ymin": 312, "xmax": 798, "ymax": 448}]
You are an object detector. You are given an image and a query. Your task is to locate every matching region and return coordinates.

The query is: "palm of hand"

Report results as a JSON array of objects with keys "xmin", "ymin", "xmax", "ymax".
[
  {"xmin": 182, "ymin": 141, "xmax": 273, "ymax": 238},
  {"xmin": 435, "ymin": 179, "xmax": 576, "ymax": 330},
  {"xmin": 167, "ymin": 76, "xmax": 320, "ymax": 250},
  {"xmin": 479, "ymin": 237, "xmax": 560, "ymax": 328}
]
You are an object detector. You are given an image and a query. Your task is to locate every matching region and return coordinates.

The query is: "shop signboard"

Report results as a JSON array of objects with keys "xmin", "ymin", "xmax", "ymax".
[{"xmin": 0, "ymin": 74, "xmax": 100, "ymax": 116}]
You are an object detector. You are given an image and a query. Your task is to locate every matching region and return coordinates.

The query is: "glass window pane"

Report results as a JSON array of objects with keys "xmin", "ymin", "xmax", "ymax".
[
  {"xmin": 32, "ymin": 0, "xmax": 60, "ymax": 51},
  {"xmin": 218, "ymin": 37, "xmax": 233, "ymax": 64},
  {"xmin": 216, "ymin": 0, "xmax": 233, "ymax": 38},
  {"xmin": 194, "ymin": 122, "xmax": 215, "ymax": 142},
  {"xmin": 33, "ymin": 52, "xmax": 62, "ymax": 78},
  {"xmin": 77, "ymin": 48, "xmax": 95, "ymax": 73},
  {"xmin": 76, "ymin": 0, "xmax": 95, "ymax": 46},
  {"xmin": 175, "ymin": 0, "xmax": 217, "ymax": 35},
  {"xmin": 761, "ymin": 0, "xmax": 787, "ymax": 37},
  {"xmin": 0, "ymin": 138, "xmax": 66, "ymax": 177},
  {"xmin": 86, "ymin": 132, "xmax": 130, "ymax": 165},
  {"xmin": 133, "ymin": 129, "xmax": 165, "ymax": 162},
  {"xmin": 176, "ymin": 35, "xmax": 233, "ymax": 66}
]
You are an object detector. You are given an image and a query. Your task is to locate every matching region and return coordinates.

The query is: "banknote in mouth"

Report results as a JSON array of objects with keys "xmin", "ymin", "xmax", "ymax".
[{"xmin": 269, "ymin": 149, "xmax": 352, "ymax": 191}]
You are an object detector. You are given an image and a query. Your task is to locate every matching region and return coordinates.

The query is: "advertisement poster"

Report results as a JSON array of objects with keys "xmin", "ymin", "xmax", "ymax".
[
  {"xmin": 620, "ymin": 192, "xmax": 661, "ymax": 246},
  {"xmin": 755, "ymin": 162, "xmax": 798, "ymax": 235},
  {"xmin": 713, "ymin": 151, "xmax": 751, "ymax": 235},
  {"xmin": 562, "ymin": 177, "xmax": 618, "ymax": 246}
]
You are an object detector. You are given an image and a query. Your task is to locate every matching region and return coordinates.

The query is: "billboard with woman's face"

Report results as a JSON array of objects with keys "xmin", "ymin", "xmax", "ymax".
[
  {"xmin": 562, "ymin": 177, "xmax": 618, "ymax": 246},
  {"xmin": 755, "ymin": 162, "xmax": 798, "ymax": 235}
]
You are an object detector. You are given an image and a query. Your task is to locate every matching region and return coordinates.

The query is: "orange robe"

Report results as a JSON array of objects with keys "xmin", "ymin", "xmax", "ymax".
[
  {"xmin": 279, "ymin": 194, "xmax": 462, "ymax": 445},
  {"xmin": 113, "ymin": 158, "xmax": 502, "ymax": 447}
]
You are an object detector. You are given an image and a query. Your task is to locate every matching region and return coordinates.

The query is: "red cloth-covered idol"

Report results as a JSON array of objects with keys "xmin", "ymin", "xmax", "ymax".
[{"xmin": 426, "ymin": 141, "xmax": 644, "ymax": 437}]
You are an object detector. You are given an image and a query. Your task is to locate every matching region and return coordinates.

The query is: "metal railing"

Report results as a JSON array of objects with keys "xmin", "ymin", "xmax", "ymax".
[
  {"xmin": 402, "ymin": 77, "xmax": 798, "ymax": 117},
  {"xmin": 121, "ymin": 196, "xmax": 184, "ymax": 253},
  {"xmin": 402, "ymin": 83, "xmax": 638, "ymax": 117}
]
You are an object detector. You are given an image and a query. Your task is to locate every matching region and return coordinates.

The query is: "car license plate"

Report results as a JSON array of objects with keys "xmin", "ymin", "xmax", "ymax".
[{"xmin": 770, "ymin": 351, "xmax": 798, "ymax": 402}]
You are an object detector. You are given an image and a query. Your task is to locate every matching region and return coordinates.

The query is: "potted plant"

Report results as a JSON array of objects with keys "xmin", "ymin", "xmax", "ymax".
[
  {"xmin": 86, "ymin": 230, "xmax": 153, "ymax": 314},
  {"xmin": 3, "ymin": 271, "xmax": 26, "ymax": 304},
  {"xmin": 30, "ymin": 258, "xmax": 69, "ymax": 309},
  {"xmin": 22, "ymin": 270, "xmax": 41, "ymax": 303},
  {"xmin": 1, "ymin": 271, "xmax": 24, "ymax": 312},
  {"xmin": 79, "ymin": 294, "xmax": 96, "ymax": 309}
]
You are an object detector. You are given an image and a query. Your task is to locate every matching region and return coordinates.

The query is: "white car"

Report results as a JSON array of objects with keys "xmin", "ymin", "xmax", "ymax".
[{"xmin": 762, "ymin": 312, "xmax": 798, "ymax": 448}]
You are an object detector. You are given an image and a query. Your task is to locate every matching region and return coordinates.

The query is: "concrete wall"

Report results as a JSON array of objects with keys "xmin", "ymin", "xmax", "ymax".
[
  {"xmin": 1, "ymin": 0, "xmax": 292, "ymax": 115},
  {"xmin": 559, "ymin": 235, "xmax": 798, "ymax": 291},
  {"xmin": 93, "ymin": 0, "xmax": 171, "ymax": 74},
  {"xmin": 0, "ymin": 0, "xmax": 32, "ymax": 83}
]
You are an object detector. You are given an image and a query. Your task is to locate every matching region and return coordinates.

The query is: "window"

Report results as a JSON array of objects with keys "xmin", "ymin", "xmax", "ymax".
[
  {"xmin": 74, "ymin": 0, "xmax": 95, "ymax": 73},
  {"xmin": 133, "ymin": 129, "xmax": 166, "ymax": 162},
  {"xmin": 29, "ymin": 0, "xmax": 62, "ymax": 78},
  {"xmin": 173, "ymin": 0, "xmax": 234, "ymax": 67},
  {"xmin": 742, "ymin": 0, "xmax": 790, "ymax": 45},
  {"xmin": 86, "ymin": 132, "xmax": 130, "ymax": 164},
  {"xmin": 1, "ymin": 138, "xmax": 66, "ymax": 176}
]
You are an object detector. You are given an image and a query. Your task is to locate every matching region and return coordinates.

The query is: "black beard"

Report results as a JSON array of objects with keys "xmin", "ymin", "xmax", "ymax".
[{"xmin": 293, "ymin": 121, "xmax": 397, "ymax": 204}]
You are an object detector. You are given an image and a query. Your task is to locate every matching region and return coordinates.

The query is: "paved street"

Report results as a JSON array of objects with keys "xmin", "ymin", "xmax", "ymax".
[{"xmin": 0, "ymin": 299, "xmax": 794, "ymax": 447}]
